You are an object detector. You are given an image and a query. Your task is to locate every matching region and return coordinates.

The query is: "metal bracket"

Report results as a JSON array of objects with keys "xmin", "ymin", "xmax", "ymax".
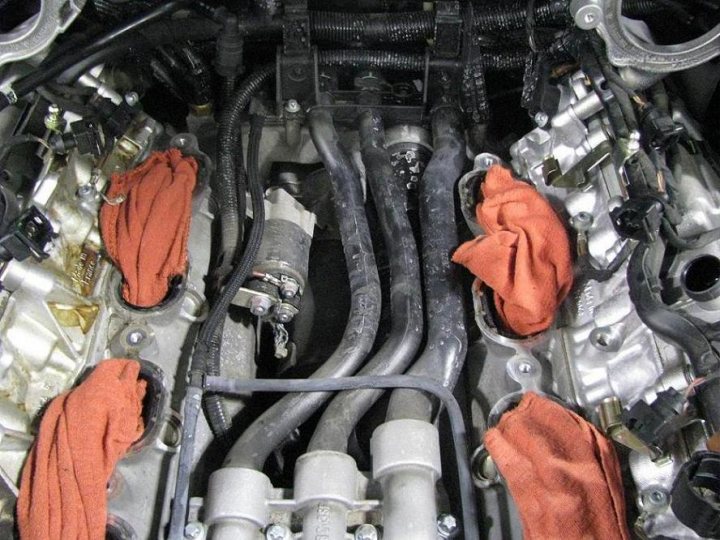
[{"xmin": 570, "ymin": 0, "xmax": 720, "ymax": 73}]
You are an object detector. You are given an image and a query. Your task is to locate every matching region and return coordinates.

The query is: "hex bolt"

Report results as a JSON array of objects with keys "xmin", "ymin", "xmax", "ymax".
[
  {"xmin": 285, "ymin": 99, "xmax": 301, "ymax": 114},
  {"xmin": 77, "ymin": 184, "xmax": 94, "ymax": 199},
  {"xmin": 275, "ymin": 305, "xmax": 294, "ymax": 324},
  {"xmin": 437, "ymin": 513, "xmax": 458, "ymax": 538},
  {"xmin": 126, "ymin": 329, "xmax": 146, "ymax": 346},
  {"xmin": 249, "ymin": 295, "xmax": 273, "ymax": 317},
  {"xmin": 124, "ymin": 92, "xmax": 140, "ymax": 106},
  {"xmin": 354, "ymin": 524, "xmax": 379, "ymax": 540},
  {"xmin": 265, "ymin": 524, "xmax": 289, "ymax": 540},
  {"xmin": 184, "ymin": 522, "xmax": 204, "ymax": 540},
  {"xmin": 280, "ymin": 280, "xmax": 300, "ymax": 299},
  {"xmin": 534, "ymin": 111, "xmax": 549, "ymax": 128},
  {"xmin": 44, "ymin": 104, "xmax": 64, "ymax": 132}
]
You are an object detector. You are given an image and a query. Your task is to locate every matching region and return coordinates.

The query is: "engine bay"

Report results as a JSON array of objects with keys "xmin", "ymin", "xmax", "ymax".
[{"xmin": 2, "ymin": 1, "xmax": 720, "ymax": 539}]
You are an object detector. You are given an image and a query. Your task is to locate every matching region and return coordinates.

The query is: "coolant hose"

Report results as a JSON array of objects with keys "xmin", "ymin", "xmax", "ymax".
[
  {"xmin": 628, "ymin": 241, "xmax": 720, "ymax": 432},
  {"xmin": 215, "ymin": 65, "xmax": 275, "ymax": 266},
  {"xmin": 386, "ymin": 105, "xmax": 468, "ymax": 423},
  {"xmin": 224, "ymin": 106, "xmax": 382, "ymax": 470},
  {"xmin": 307, "ymin": 109, "xmax": 423, "ymax": 453}
]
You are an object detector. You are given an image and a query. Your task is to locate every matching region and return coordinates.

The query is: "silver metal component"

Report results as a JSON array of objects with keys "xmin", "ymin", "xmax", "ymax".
[
  {"xmin": 570, "ymin": 0, "xmax": 720, "ymax": 73},
  {"xmin": 533, "ymin": 111, "xmax": 549, "ymax": 128},
  {"xmin": 185, "ymin": 522, "xmax": 205, "ymax": 540},
  {"xmin": 249, "ymin": 295, "xmax": 273, "ymax": 316},
  {"xmin": 285, "ymin": 99, "xmax": 301, "ymax": 114},
  {"xmin": 265, "ymin": 524, "xmax": 290, "ymax": 540},
  {"xmin": 355, "ymin": 524, "xmax": 379, "ymax": 540},
  {"xmin": 0, "ymin": 0, "xmax": 87, "ymax": 67},
  {"xmin": 124, "ymin": 92, "xmax": 140, "ymax": 107},
  {"xmin": 437, "ymin": 513, "xmax": 458, "ymax": 538},
  {"xmin": 371, "ymin": 420, "xmax": 442, "ymax": 540},
  {"xmin": 44, "ymin": 104, "xmax": 64, "ymax": 132}
]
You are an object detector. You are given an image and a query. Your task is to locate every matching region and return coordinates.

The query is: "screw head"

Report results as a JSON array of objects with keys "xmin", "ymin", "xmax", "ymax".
[
  {"xmin": 126, "ymin": 329, "xmax": 146, "ymax": 346},
  {"xmin": 280, "ymin": 280, "xmax": 300, "ymax": 299},
  {"xmin": 184, "ymin": 522, "xmax": 204, "ymax": 540},
  {"xmin": 124, "ymin": 92, "xmax": 140, "ymax": 106},
  {"xmin": 437, "ymin": 513, "xmax": 458, "ymax": 538},
  {"xmin": 249, "ymin": 295, "xmax": 273, "ymax": 316},
  {"xmin": 285, "ymin": 99, "xmax": 301, "ymax": 114},
  {"xmin": 354, "ymin": 524, "xmax": 378, "ymax": 540},
  {"xmin": 534, "ymin": 111, "xmax": 549, "ymax": 128},
  {"xmin": 265, "ymin": 524, "xmax": 288, "ymax": 540}
]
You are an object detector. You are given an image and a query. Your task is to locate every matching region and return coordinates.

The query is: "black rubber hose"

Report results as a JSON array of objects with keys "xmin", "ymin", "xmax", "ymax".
[
  {"xmin": 310, "ymin": 11, "xmax": 433, "ymax": 45},
  {"xmin": 206, "ymin": 374, "xmax": 480, "ymax": 540},
  {"xmin": 202, "ymin": 323, "xmax": 231, "ymax": 443},
  {"xmin": 387, "ymin": 105, "xmax": 468, "ymax": 423},
  {"xmin": 215, "ymin": 65, "xmax": 275, "ymax": 267},
  {"xmin": 224, "ymin": 106, "xmax": 382, "ymax": 470},
  {"xmin": 318, "ymin": 49, "xmax": 428, "ymax": 71},
  {"xmin": 0, "ymin": 1, "xmax": 199, "ymax": 111},
  {"xmin": 57, "ymin": 18, "xmax": 222, "ymax": 84},
  {"xmin": 308, "ymin": 109, "xmax": 424, "ymax": 453},
  {"xmin": 628, "ymin": 241, "xmax": 720, "ymax": 431}
]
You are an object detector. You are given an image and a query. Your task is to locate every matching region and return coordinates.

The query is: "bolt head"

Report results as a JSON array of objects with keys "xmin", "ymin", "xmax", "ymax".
[
  {"xmin": 437, "ymin": 513, "xmax": 458, "ymax": 537},
  {"xmin": 355, "ymin": 524, "xmax": 378, "ymax": 540},
  {"xmin": 127, "ymin": 330, "xmax": 145, "ymax": 346},
  {"xmin": 285, "ymin": 99, "xmax": 301, "ymax": 114},
  {"xmin": 265, "ymin": 524, "xmax": 288, "ymax": 540},
  {"xmin": 534, "ymin": 111, "xmax": 549, "ymax": 128},
  {"xmin": 280, "ymin": 280, "xmax": 300, "ymax": 299},
  {"xmin": 124, "ymin": 92, "xmax": 140, "ymax": 106},
  {"xmin": 249, "ymin": 295, "xmax": 273, "ymax": 316},
  {"xmin": 184, "ymin": 522, "xmax": 204, "ymax": 540}
]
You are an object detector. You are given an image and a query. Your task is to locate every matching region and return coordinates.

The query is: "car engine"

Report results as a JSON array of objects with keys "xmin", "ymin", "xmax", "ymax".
[{"xmin": 1, "ymin": 0, "xmax": 720, "ymax": 539}]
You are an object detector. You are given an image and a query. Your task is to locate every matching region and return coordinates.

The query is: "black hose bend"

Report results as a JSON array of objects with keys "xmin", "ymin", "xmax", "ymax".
[
  {"xmin": 224, "ymin": 106, "xmax": 382, "ymax": 470},
  {"xmin": 202, "ymin": 323, "xmax": 231, "ymax": 443},
  {"xmin": 307, "ymin": 109, "xmax": 424, "ymax": 453},
  {"xmin": 215, "ymin": 64, "xmax": 275, "ymax": 267},
  {"xmin": 386, "ymin": 105, "xmax": 468, "ymax": 423}
]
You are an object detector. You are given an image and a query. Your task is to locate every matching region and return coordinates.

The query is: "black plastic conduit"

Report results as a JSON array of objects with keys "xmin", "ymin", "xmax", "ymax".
[
  {"xmin": 310, "ymin": 11, "xmax": 433, "ymax": 45},
  {"xmin": 387, "ymin": 105, "xmax": 468, "ymax": 423},
  {"xmin": 307, "ymin": 109, "xmax": 423, "ymax": 453},
  {"xmin": 215, "ymin": 64, "xmax": 275, "ymax": 266},
  {"xmin": 223, "ymin": 105, "xmax": 382, "ymax": 470}
]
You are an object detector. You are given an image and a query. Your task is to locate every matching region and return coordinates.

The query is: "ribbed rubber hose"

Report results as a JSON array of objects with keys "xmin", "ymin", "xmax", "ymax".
[
  {"xmin": 224, "ymin": 107, "xmax": 382, "ymax": 470},
  {"xmin": 318, "ymin": 50, "xmax": 427, "ymax": 71},
  {"xmin": 386, "ymin": 106, "xmax": 468, "ymax": 423},
  {"xmin": 215, "ymin": 65, "xmax": 275, "ymax": 267},
  {"xmin": 310, "ymin": 11, "xmax": 433, "ymax": 45},
  {"xmin": 308, "ymin": 109, "xmax": 424, "ymax": 453}
]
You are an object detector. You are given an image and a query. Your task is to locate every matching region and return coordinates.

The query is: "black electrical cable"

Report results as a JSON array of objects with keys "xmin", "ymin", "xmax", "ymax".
[
  {"xmin": 310, "ymin": 11, "xmax": 433, "ymax": 45},
  {"xmin": 0, "ymin": 1, "xmax": 206, "ymax": 112},
  {"xmin": 206, "ymin": 374, "xmax": 480, "ymax": 540},
  {"xmin": 214, "ymin": 64, "xmax": 274, "ymax": 271},
  {"xmin": 223, "ymin": 106, "xmax": 382, "ymax": 470},
  {"xmin": 307, "ymin": 109, "xmax": 424, "ymax": 453}
]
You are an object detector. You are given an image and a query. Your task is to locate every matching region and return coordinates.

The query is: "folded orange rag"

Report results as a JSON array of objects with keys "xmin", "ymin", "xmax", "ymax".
[
  {"xmin": 485, "ymin": 392, "xmax": 630, "ymax": 540},
  {"xmin": 17, "ymin": 359, "xmax": 146, "ymax": 540},
  {"xmin": 452, "ymin": 164, "xmax": 573, "ymax": 335},
  {"xmin": 100, "ymin": 148, "xmax": 197, "ymax": 308}
]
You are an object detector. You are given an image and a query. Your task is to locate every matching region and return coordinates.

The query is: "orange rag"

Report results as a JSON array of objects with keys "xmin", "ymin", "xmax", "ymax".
[
  {"xmin": 17, "ymin": 359, "xmax": 146, "ymax": 540},
  {"xmin": 100, "ymin": 149, "xmax": 197, "ymax": 308},
  {"xmin": 485, "ymin": 392, "xmax": 630, "ymax": 540},
  {"xmin": 452, "ymin": 164, "xmax": 573, "ymax": 336}
]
